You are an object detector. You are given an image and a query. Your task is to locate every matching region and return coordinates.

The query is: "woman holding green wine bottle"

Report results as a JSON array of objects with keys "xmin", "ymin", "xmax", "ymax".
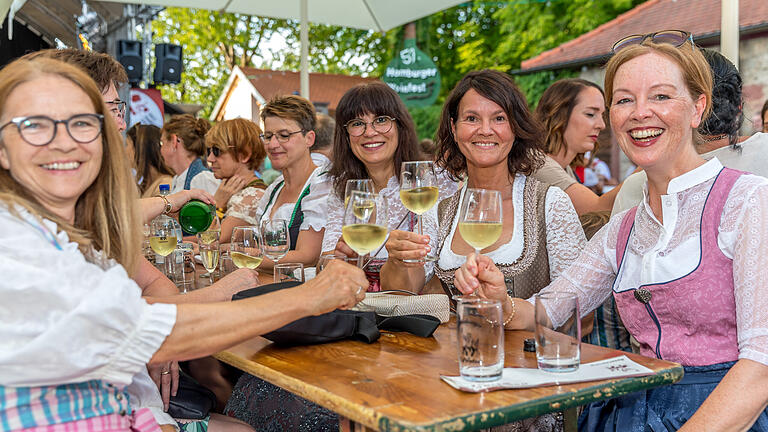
[{"xmin": 323, "ymin": 82, "xmax": 458, "ymax": 292}]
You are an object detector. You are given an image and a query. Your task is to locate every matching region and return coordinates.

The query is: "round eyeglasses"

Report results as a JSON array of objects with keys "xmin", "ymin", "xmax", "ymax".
[
  {"xmin": 260, "ymin": 130, "xmax": 304, "ymax": 144},
  {"xmin": 106, "ymin": 99, "xmax": 126, "ymax": 119},
  {"xmin": 344, "ymin": 116, "xmax": 396, "ymax": 137},
  {"xmin": 0, "ymin": 114, "xmax": 104, "ymax": 146},
  {"xmin": 612, "ymin": 30, "xmax": 693, "ymax": 53}
]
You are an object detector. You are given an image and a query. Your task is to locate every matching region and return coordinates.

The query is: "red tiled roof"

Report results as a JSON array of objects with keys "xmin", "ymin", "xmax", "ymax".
[
  {"xmin": 520, "ymin": 0, "xmax": 768, "ymax": 72},
  {"xmin": 240, "ymin": 67, "xmax": 377, "ymax": 111}
]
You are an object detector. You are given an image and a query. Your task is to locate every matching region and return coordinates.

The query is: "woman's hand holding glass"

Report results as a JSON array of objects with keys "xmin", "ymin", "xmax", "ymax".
[
  {"xmin": 341, "ymin": 191, "xmax": 388, "ymax": 267},
  {"xmin": 453, "ymin": 253, "xmax": 507, "ymax": 300},
  {"xmin": 384, "ymin": 230, "xmax": 431, "ymax": 267},
  {"xmin": 399, "ymin": 161, "xmax": 439, "ymax": 262},
  {"xmin": 302, "ymin": 260, "xmax": 369, "ymax": 312}
]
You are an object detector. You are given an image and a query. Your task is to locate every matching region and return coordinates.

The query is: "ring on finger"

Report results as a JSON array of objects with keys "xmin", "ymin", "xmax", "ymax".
[
  {"xmin": 161, "ymin": 370, "xmax": 170, "ymax": 375},
  {"xmin": 355, "ymin": 286, "xmax": 363, "ymax": 295}
]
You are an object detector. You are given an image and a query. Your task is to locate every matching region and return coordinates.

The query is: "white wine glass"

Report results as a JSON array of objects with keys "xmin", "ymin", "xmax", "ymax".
[
  {"xmin": 344, "ymin": 179, "xmax": 374, "ymax": 208},
  {"xmin": 458, "ymin": 188, "xmax": 503, "ymax": 258},
  {"xmin": 230, "ymin": 226, "xmax": 263, "ymax": 269},
  {"xmin": 261, "ymin": 219, "xmax": 289, "ymax": 263},
  {"xmin": 342, "ymin": 191, "xmax": 388, "ymax": 268},
  {"xmin": 400, "ymin": 161, "xmax": 439, "ymax": 262},
  {"xmin": 150, "ymin": 218, "xmax": 178, "ymax": 258},
  {"xmin": 197, "ymin": 230, "xmax": 220, "ymax": 285}
]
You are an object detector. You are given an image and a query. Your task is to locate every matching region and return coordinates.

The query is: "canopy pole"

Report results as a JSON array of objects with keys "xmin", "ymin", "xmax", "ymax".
[
  {"xmin": 300, "ymin": 0, "xmax": 309, "ymax": 98},
  {"xmin": 721, "ymin": 0, "xmax": 739, "ymax": 69}
]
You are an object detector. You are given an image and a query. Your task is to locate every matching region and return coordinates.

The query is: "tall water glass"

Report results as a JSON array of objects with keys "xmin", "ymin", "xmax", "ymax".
[
  {"xmin": 535, "ymin": 292, "xmax": 581, "ymax": 372},
  {"xmin": 456, "ymin": 297, "xmax": 504, "ymax": 381}
]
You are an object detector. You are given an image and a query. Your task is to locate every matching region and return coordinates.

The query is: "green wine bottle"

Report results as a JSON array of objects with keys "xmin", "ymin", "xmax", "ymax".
[{"xmin": 179, "ymin": 200, "xmax": 215, "ymax": 234}]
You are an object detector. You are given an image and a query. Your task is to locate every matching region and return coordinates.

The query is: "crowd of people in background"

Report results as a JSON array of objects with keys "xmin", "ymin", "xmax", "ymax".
[{"xmin": 4, "ymin": 28, "xmax": 768, "ymax": 432}]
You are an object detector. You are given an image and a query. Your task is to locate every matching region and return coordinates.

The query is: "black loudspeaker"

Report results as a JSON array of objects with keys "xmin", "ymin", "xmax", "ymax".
[
  {"xmin": 154, "ymin": 43, "xmax": 182, "ymax": 85},
  {"xmin": 117, "ymin": 40, "xmax": 143, "ymax": 84}
]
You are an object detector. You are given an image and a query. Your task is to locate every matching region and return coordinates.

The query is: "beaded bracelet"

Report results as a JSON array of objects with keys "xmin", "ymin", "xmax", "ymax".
[{"xmin": 503, "ymin": 293, "xmax": 516, "ymax": 326}]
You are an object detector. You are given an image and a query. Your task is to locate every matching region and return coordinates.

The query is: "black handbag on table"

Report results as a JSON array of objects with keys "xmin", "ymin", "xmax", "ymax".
[
  {"xmin": 167, "ymin": 370, "xmax": 217, "ymax": 420},
  {"xmin": 232, "ymin": 281, "xmax": 441, "ymax": 346}
]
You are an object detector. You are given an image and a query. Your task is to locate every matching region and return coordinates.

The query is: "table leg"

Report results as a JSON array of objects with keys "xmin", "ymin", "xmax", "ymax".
[{"xmin": 564, "ymin": 407, "xmax": 578, "ymax": 432}]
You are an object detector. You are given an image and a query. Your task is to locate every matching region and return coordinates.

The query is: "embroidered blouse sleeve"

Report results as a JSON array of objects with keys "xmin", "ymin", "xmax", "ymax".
[
  {"xmin": 544, "ymin": 186, "xmax": 587, "ymax": 280},
  {"xmin": 0, "ymin": 208, "xmax": 177, "ymax": 387},
  {"xmin": 226, "ymin": 187, "xmax": 266, "ymax": 225},
  {"xmin": 321, "ymin": 191, "xmax": 344, "ymax": 253},
  {"xmin": 718, "ymin": 175, "xmax": 768, "ymax": 366},
  {"xmin": 529, "ymin": 215, "xmax": 620, "ymax": 327},
  {"xmin": 299, "ymin": 171, "xmax": 331, "ymax": 232}
]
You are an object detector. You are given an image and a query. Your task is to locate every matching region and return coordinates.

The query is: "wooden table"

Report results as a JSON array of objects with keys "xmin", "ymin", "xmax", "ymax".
[{"xmin": 215, "ymin": 320, "xmax": 682, "ymax": 431}]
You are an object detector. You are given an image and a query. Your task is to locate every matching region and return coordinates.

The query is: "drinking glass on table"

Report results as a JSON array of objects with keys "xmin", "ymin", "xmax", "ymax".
[
  {"xmin": 457, "ymin": 188, "xmax": 503, "ymax": 257},
  {"xmin": 261, "ymin": 219, "xmax": 289, "ymax": 263},
  {"xmin": 230, "ymin": 226, "xmax": 264, "ymax": 270},
  {"xmin": 342, "ymin": 191, "xmax": 388, "ymax": 268},
  {"xmin": 535, "ymin": 292, "xmax": 581, "ymax": 372},
  {"xmin": 197, "ymin": 230, "xmax": 220, "ymax": 285},
  {"xmin": 344, "ymin": 179, "xmax": 374, "ymax": 208},
  {"xmin": 400, "ymin": 161, "xmax": 439, "ymax": 262},
  {"xmin": 150, "ymin": 218, "xmax": 178, "ymax": 258},
  {"xmin": 274, "ymin": 263, "xmax": 304, "ymax": 283}
]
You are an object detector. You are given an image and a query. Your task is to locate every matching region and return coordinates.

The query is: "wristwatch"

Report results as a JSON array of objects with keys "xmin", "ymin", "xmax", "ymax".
[{"xmin": 159, "ymin": 195, "xmax": 173, "ymax": 214}]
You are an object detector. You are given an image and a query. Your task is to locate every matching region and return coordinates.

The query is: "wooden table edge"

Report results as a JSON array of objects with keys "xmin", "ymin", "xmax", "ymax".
[{"xmin": 215, "ymin": 348, "xmax": 683, "ymax": 431}]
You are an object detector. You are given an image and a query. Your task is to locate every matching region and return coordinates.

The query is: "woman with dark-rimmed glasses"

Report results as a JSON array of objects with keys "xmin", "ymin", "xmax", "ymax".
[
  {"xmin": 453, "ymin": 30, "xmax": 768, "ymax": 430},
  {"xmin": 321, "ymin": 81, "xmax": 458, "ymax": 292}
]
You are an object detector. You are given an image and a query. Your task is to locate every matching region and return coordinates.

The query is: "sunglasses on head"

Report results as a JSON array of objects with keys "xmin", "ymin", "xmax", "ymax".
[
  {"xmin": 612, "ymin": 30, "xmax": 693, "ymax": 53},
  {"xmin": 206, "ymin": 145, "xmax": 234, "ymax": 157}
]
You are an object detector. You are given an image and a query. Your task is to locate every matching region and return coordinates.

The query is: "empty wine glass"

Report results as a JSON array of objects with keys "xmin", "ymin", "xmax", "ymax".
[
  {"xmin": 261, "ymin": 218, "xmax": 289, "ymax": 263},
  {"xmin": 342, "ymin": 191, "xmax": 388, "ymax": 268},
  {"xmin": 458, "ymin": 188, "xmax": 503, "ymax": 257},
  {"xmin": 344, "ymin": 179, "xmax": 374, "ymax": 208},
  {"xmin": 400, "ymin": 161, "xmax": 439, "ymax": 262},
  {"xmin": 197, "ymin": 230, "xmax": 220, "ymax": 285},
  {"xmin": 230, "ymin": 226, "xmax": 263, "ymax": 269}
]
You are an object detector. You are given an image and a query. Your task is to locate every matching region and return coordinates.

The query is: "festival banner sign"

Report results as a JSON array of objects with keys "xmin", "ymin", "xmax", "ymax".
[{"xmin": 382, "ymin": 39, "xmax": 441, "ymax": 107}]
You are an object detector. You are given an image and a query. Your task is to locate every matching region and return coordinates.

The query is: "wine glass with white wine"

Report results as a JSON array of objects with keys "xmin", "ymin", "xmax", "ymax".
[
  {"xmin": 458, "ymin": 188, "xmax": 503, "ymax": 258},
  {"xmin": 344, "ymin": 179, "xmax": 374, "ymax": 208},
  {"xmin": 400, "ymin": 161, "xmax": 439, "ymax": 262},
  {"xmin": 342, "ymin": 191, "xmax": 388, "ymax": 268},
  {"xmin": 230, "ymin": 226, "xmax": 263, "ymax": 269},
  {"xmin": 150, "ymin": 218, "xmax": 178, "ymax": 259},
  {"xmin": 261, "ymin": 219, "xmax": 289, "ymax": 263},
  {"xmin": 197, "ymin": 230, "xmax": 220, "ymax": 285}
]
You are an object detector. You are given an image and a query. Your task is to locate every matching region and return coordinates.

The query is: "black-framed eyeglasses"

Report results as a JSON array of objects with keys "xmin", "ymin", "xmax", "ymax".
[
  {"xmin": 106, "ymin": 99, "xmax": 127, "ymax": 119},
  {"xmin": 260, "ymin": 130, "xmax": 305, "ymax": 143},
  {"xmin": 206, "ymin": 145, "xmax": 235, "ymax": 157},
  {"xmin": 344, "ymin": 116, "xmax": 396, "ymax": 137},
  {"xmin": 612, "ymin": 30, "xmax": 693, "ymax": 53},
  {"xmin": 0, "ymin": 114, "xmax": 104, "ymax": 146}
]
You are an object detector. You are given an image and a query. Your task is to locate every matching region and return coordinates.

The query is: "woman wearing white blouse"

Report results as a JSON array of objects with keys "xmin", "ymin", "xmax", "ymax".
[
  {"xmin": 454, "ymin": 33, "xmax": 768, "ymax": 431},
  {"xmin": 0, "ymin": 57, "xmax": 367, "ymax": 431},
  {"xmin": 255, "ymin": 95, "xmax": 330, "ymax": 271}
]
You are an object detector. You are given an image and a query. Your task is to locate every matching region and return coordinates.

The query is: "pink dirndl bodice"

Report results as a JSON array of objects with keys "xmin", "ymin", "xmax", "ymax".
[{"xmin": 612, "ymin": 168, "xmax": 742, "ymax": 366}]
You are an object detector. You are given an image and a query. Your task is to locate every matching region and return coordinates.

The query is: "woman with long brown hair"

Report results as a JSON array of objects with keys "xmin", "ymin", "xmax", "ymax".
[
  {"xmin": 126, "ymin": 123, "xmax": 173, "ymax": 198},
  {"xmin": 533, "ymin": 78, "xmax": 621, "ymax": 215}
]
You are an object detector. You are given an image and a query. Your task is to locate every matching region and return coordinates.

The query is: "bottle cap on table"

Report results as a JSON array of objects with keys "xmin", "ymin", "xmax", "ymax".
[{"xmin": 523, "ymin": 338, "xmax": 536, "ymax": 352}]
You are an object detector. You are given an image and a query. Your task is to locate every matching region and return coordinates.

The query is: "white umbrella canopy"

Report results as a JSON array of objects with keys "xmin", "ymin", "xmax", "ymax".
[{"xmin": 97, "ymin": 0, "xmax": 466, "ymax": 97}]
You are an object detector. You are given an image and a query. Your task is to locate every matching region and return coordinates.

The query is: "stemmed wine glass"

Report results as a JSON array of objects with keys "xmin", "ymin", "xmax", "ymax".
[
  {"xmin": 150, "ymin": 218, "xmax": 178, "ymax": 259},
  {"xmin": 458, "ymin": 188, "xmax": 503, "ymax": 258},
  {"xmin": 400, "ymin": 161, "xmax": 439, "ymax": 262},
  {"xmin": 261, "ymin": 219, "xmax": 289, "ymax": 263},
  {"xmin": 230, "ymin": 226, "xmax": 263, "ymax": 269},
  {"xmin": 342, "ymin": 191, "xmax": 388, "ymax": 268},
  {"xmin": 197, "ymin": 230, "xmax": 220, "ymax": 285},
  {"xmin": 344, "ymin": 179, "xmax": 374, "ymax": 208}
]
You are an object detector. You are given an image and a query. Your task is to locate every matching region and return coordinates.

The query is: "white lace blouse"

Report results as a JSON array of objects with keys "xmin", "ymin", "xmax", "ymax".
[
  {"xmin": 321, "ymin": 171, "xmax": 459, "ymax": 278},
  {"xmin": 438, "ymin": 175, "xmax": 586, "ymax": 280},
  {"xmin": 535, "ymin": 159, "xmax": 768, "ymax": 366},
  {"xmin": 0, "ymin": 205, "xmax": 177, "ymax": 387},
  {"xmin": 255, "ymin": 167, "xmax": 331, "ymax": 232},
  {"xmin": 226, "ymin": 186, "xmax": 266, "ymax": 225}
]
